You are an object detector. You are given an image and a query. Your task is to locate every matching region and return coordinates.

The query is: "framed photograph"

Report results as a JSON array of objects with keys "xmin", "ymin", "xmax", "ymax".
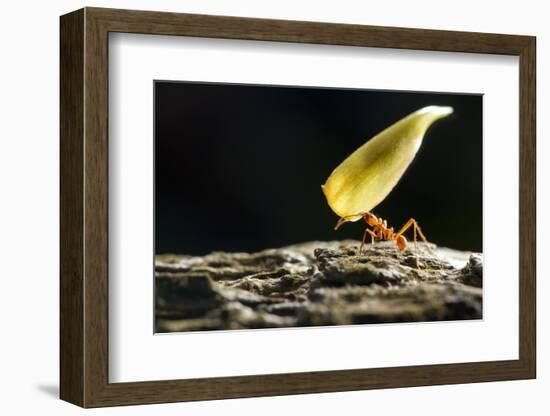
[{"xmin": 60, "ymin": 7, "xmax": 536, "ymax": 408}]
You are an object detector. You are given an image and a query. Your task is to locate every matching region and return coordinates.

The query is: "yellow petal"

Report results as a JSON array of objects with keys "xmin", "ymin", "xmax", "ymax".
[{"xmin": 322, "ymin": 105, "xmax": 453, "ymax": 221}]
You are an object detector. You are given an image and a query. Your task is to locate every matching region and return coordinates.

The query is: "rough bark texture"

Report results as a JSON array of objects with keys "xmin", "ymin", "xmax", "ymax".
[{"xmin": 155, "ymin": 241, "xmax": 482, "ymax": 332}]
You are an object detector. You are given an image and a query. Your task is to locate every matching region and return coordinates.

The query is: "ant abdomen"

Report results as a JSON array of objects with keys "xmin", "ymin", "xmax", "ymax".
[{"xmin": 396, "ymin": 235, "xmax": 407, "ymax": 251}]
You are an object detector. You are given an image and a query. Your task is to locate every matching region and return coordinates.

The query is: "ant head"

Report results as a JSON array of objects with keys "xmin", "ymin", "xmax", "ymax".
[
  {"xmin": 396, "ymin": 235, "xmax": 407, "ymax": 251},
  {"xmin": 363, "ymin": 212, "xmax": 378, "ymax": 227}
]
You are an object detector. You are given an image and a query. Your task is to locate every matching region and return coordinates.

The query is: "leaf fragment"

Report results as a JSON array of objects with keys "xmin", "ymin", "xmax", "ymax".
[{"xmin": 322, "ymin": 105, "xmax": 453, "ymax": 220}]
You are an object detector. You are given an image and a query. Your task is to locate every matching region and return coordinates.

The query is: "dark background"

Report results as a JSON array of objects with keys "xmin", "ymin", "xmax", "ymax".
[{"xmin": 155, "ymin": 81, "xmax": 482, "ymax": 255}]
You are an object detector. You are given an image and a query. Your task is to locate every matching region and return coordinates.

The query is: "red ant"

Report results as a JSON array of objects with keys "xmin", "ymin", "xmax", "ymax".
[{"xmin": 334, "ymin": 212, "xmax": 428, "ymax": 269}]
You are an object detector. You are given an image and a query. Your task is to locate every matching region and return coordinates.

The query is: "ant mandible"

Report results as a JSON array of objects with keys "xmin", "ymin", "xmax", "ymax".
[{"xmin": 334, "ymin": 212, "xmax": 428, "ymax": 269}]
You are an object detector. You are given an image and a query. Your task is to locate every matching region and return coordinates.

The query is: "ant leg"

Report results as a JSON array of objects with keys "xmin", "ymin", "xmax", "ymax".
[
  {"xmin": 359, "ymin": 228, "xmax": 376, "ymax": 254},
  {"xmin": 395, "ymin": 218, "xmax": 428, "ymax": 243},
  {"xmin": 369, "ymin": 230, "xmax": 376, "ymax": 244},
  {"xmin": 395, "ymin": 218, "xmax": 428, "ymax": 268}
]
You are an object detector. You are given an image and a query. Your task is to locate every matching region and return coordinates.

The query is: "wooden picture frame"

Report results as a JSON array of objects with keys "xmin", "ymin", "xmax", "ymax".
[{"xmin": 60, "ymin": 7, "xmax": 536, "ymax": 408}]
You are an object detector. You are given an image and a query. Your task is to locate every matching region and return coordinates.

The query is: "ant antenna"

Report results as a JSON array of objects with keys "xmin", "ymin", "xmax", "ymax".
[
  {"xmin": 334, "ymin": 213, "xmax": 364, "ymax": 230},
  {"xmin": 334, "ymin": 217, "xmax": 349, "ymax": 230}
]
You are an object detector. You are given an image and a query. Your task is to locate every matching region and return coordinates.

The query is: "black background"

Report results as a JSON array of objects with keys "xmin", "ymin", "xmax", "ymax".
[{"xmin": 155, "ymin": 81, "xmax": 482, "ymax": 255}]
